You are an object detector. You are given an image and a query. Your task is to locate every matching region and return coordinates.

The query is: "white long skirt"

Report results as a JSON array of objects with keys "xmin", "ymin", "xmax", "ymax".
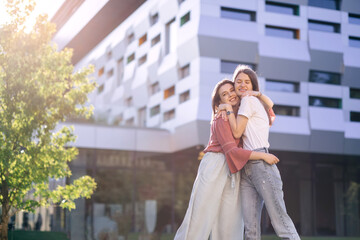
[{"xmin": 174, "ymin": 152, "xmax": 244, "ymax": 240}]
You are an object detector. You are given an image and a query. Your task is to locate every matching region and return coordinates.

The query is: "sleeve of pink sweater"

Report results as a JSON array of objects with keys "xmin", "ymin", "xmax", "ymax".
[{"xmin": 213, "ymin": 118, "xmax": 252, "ymax": 174}]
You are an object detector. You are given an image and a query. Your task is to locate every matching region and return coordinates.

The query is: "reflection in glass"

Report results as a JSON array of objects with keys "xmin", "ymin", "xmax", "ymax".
[
  {"xmin": 309, "ymin": 70, "xmax": 341, "ymax": 85},
  {"xmin": 266, "ymin": 79, "xmax": 299, "ymax": 92},
  {"xmin": 309, "ymin": 96, "xmax": 342, "ymax": 108}
]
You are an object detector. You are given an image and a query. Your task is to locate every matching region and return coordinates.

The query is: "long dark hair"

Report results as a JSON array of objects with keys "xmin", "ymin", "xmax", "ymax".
[
  {"xmin": 211, "ymin": 79, "xmax": 234, "ymax": 121},
  {"xmin": 232, "ymin": 65, "xmax": 259, "ymax": 91}
]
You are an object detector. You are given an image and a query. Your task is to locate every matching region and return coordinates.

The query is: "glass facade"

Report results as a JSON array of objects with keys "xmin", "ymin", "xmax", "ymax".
[{"xmin": 66, "ymin": 148, "xmax": 360, "ymax": 239}]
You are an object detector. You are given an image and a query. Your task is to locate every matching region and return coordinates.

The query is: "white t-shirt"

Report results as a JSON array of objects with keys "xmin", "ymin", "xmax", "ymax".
[{"xmin": 237, "ymin": 96, "xmax": 270, "ymax": 150}]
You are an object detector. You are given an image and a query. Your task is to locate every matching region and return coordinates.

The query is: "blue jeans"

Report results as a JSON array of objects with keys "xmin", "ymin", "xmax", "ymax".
[{"xmin": 240, "ymin": 149, "xmax": 300, "ymax": 240}]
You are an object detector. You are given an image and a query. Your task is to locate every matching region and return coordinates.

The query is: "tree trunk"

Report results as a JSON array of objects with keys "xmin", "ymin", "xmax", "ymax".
[{"xmin": 0, "ymin": 181, "xmax": 9, "ymax": 240}]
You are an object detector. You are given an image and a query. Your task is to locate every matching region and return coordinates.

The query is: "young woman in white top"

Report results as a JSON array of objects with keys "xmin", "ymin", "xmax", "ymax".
[{"xmin": 219, "ymin": 65, "xmax": 300, "ymax": 240}]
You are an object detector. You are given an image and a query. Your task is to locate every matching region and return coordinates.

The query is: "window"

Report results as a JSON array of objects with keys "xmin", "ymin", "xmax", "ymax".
[
  {"xmin": 138, "ymin": 55, "xmax": 147, "ymax": 66},
  {"xmin": 150, "ymin": 13, "xmax": 159, "ymax": 26},
  {"xmin": 139, "ymin": 34, "xmax": 147, "ymax": 46},
  {"xmin": 309, "ymin": 70, "xmax": 341, "ymax": 85},
  {"xmin": 127, "ymin": 33, "xmax": 135, "ymax": 44},
  {"xmin": 150, "ymin": 105, "xmax": 160, "ymax": 117},
  {"xmin": 180, "ymin": 12, "xmax": 190, "ymax": 26},
  {"xmin": 164, "ymin": 86, "xmax": 175, "ymax": 99},
  {"xmin": 266, "ymin": 79, "xmax": 300, "ymax": 92},
  {"xmin": 179, "ymin": 90, "xmax": 190, "ymax": 103},
  {"xmin": 125, "ymin": 97, "xmax": 133, "ymax": 107},
  {"xmin": 106, "ymin": 51, "xmax": 112, "ymax": 60},
  {"xmin": 349, "ymin": 36, "xmax": 360, "ymax": 48},
  {"xmin": 107, "ymin": 69, "xmax": 113, "ymax": 78},
  {"xmin": 266, "ymin": 25, "xmax": 299, "ymax": 39},
  {"xmin": 220, "ymin": 60, "xmax": 256, "ymax": 74},
  {"xmin": 117, "ymin": 58, "xmax": 124, "ymax": 86},
  {"xmin": 265, "ymin": 1, "xmax": 299, "ymax": 15},
  {"xmin": 350, "ymin": 88, "xmax": 360, "ymax": 99},
  {"xmin": 350, "ymin": 111, "xmax": 360, "ymax": 122},
  {"xmin": 179, "ymin": 64, "xmax": 190, "ymax": 79},
  {"xmin": 349, "ymin": 13, "xmax": 360, "ymax": 25},
  {"xmin": 273, "ymin": 105, "xmax": 300, "ymax": 116},
  {"xmin": 164, "ymin": 109, "xmax": 175, "ymax": 122},
  {"xmin": 309, "ymin": 96, "xmax": 342, "ymax": 108},
  {"xmin": 98, "ymin": 84, "xmax": 104, "ymax": 94},
  {"xmin": 308, "ymin": 0, "xmax": 340, "ymax": 10},
  {"xmin": 98, "ymin": 67, "xmax": 104, "ymax": 77},
  {"xmin": 221, "ymin": 7, "xmax": 256, "ymax": 21},
  {"xmin": 150, "ymin": 82, "xmax": 160, "ymax": 95},
  {"xmin": 138, "ymin": 107, "xmax": 147, "ymax": 127},
  {"xmin": 127, "ymin": 53, "xmax": 135, "ymax": 64},
  {"xmin": 165, "ymin": 18, "xmax": 176, "ymax": 55},
  {"xmin": 308, "ymin": 20, "xmax": 340, "ymax": 33},
  {"xmin": 151, "ymin": 34, "xmax": 161, "ymax": 46},
  {"xmin": 125, "ymin": 118, "xmax": 134, "ymax": 126}
]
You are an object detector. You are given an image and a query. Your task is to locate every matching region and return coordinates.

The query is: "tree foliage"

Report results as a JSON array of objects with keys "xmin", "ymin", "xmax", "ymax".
[{"xmin": 0, "ymin": 0, "xmax": 97, "ymax": 238}]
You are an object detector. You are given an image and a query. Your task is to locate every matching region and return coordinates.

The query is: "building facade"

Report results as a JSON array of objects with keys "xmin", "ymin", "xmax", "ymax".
[{"xmin": 51, "ymin": 0, "xmax": 360, "ymax": 239}]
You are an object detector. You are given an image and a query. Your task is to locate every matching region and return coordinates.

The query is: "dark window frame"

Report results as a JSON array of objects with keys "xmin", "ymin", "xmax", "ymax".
[
  {"xmin": 349, "ymin": 13, "xmax": 360, "ymax": 25},
  {"xmin": 220, "ymin": 7, "xmax": 256, "ymax": 21},
  {"xmin": 350, "ymin": 111, "xmax": 360, "ymax": 122},
  {"xmin": 273, "ymin": 105, "xmax": 300, "ymax": 116},
  {"xmin": 150, "ymin": 105, "xmax": 160, "ymax": 117},
  {"xmin": 265, "ymin": 25, "xmax": 300, "ymax": 39},
  {"xmin": 349, "ymin": 36, "xmax": 360, "ymax": 48},
  {"xmin": 179, "ymin": 90, "xmax": 190, "ymax": 103},
  {"xmin": 308, "ymin": 0, "xmax": 340, "ymax": 10},
  {"xmin": 180, "ymin": 12, "xmax": 191, "ymax": 26},
  {"xmin": 350, "ymin": 88, "xmax": 360, "ymax": 99},
  {"xmin": 266, "ymin": 79, "xmax": 300, "ymax": 93},
  {"xmin": 309, "ymin": 70, "xmax": 341, "ymax": 85},
  {"xmin": 308, "ymin": 19, "xmax": 341, "ymax": 33},
  {"xmin": 220, "ymin": 60, "xmax": 256, "ymax": 74},
  {"xmin": 265, "ymin": 1, "xmax": 299, "ymax": 16},
  {"xmin": 309, "ymin": 96, "xmax": 342, "ymax": 109}
]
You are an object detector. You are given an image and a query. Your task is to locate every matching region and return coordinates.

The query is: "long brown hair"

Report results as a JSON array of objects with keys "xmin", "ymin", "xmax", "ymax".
[
  {"xmin": 211, "ymin": 79, "xmax": 234, "ymax": 121},
  {"xmin": 232, "ymin": 65, "xmax": 259, "ymax": 91}
]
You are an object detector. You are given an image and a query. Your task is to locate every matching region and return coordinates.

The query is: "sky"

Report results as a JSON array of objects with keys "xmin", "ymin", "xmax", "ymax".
[{"xmin": 0, "ymin": 0, "xmax": 65, "ymax": 28}]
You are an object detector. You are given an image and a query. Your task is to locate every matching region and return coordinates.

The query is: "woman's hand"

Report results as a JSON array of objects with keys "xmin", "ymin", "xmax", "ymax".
[
  {"xmin": 262, "ymin": 153, "xmax": 279, "ymax": 165},
  {"xmin": 216, "ymin": 104, "xmax": 232, "ymax": 121},
  {"xmin": 240, "ymin": 91, "xmax": 261, "ymax": 98}
]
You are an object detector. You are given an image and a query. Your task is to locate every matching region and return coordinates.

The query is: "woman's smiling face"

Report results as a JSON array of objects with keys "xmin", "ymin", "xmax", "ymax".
[
  {"xmin": 218, "ymin": 83, "xmax": 239, "ymax": 106},
  {"xmin": 234, "ymin": 72, "xmax": 253, "ymax": 96}
]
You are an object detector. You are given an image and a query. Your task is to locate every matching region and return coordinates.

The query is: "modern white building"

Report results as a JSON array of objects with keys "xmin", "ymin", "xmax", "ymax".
[{"xmin": 49, "ymin": 0, "xmax": 360, "ymax": 239}]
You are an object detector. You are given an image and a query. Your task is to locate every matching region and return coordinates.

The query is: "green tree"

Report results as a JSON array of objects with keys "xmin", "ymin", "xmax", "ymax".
[{"xmin": 0, "ymin": 1, "xmax": 97, "ymax": 239}]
